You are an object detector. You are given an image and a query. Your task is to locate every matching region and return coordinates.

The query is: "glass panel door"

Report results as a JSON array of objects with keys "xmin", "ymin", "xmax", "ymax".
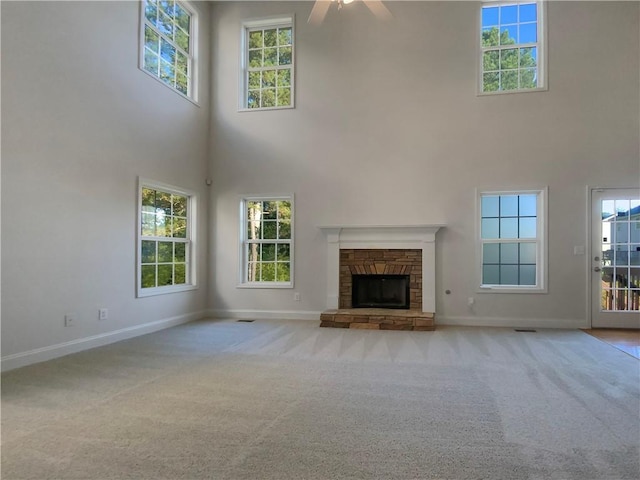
[{"xmin": 592, "ymin": 189, "xmax": 640, "ymax": 328}]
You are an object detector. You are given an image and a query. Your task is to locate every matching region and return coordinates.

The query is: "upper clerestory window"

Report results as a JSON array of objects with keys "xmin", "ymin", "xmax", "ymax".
[
  {"xmin": 240, "ymin": 16, "xmax": 295, "ymax": 111},
  {"xmin": 479, "ymin": 1, "xmax": 546, "ymax": 94},
  {"xmin": 140, "ymin": 0, "xmax": 198, "ymax": 102}
]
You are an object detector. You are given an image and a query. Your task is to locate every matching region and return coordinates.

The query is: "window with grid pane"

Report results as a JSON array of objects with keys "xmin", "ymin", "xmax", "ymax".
[
  {"xmin": 141, "ymin": 0, "xmax": 196, "ymax": 100},
  {"xmin": 138, "ymin": 180, "xmax": 196, "ymax": 297},
  {"xmin": 600, "ymin": 198, "xmax": 640, "ymax": 311},
  {"xmin": 241, "ymin": 17, "xmax": 294, "ymax": 110},
  {"xmin": 240, "ymin": 197, "xmax": 293, "ymax": 287},
  {"xmin": 480, "ymin": 1, "xmax": 545, "ymax": 93},
  {"xmin": 479, "ymin": 190, "xmax": 546, "ymax": 291}
]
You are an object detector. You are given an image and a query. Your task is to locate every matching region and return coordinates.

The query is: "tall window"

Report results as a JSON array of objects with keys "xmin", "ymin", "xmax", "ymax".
[
  {"xmin": 480, "ymin": 1, "xmax": 545, "ymax": 93},
  {"xmin": 138, "ymin": 180, "xmax": 196, "ymax": 297},
  {"xmin": 478, "ymin": 189, "xmax": 547, "ymax": 292},
  {"xmin": 240, "ymin": 197, "xmax": 293, "ymax": 287},
  {"xmin": 240, "ymin": 16, "xmax": 294, "ymax": 110},
  {"xmin": 140, "ymin": 0, "xmax": 197, "ymax": 100}
]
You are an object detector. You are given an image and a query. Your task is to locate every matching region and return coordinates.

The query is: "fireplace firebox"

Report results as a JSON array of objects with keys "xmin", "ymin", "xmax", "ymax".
[{"xmin": 352, "ymin": 274, "xmax": 410, "ymax": 309}]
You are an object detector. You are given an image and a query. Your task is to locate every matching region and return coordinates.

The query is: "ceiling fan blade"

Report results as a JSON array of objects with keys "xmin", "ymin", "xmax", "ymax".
[
  {"xmin": 362, "ymin": 0, "xmax": 392, "ymax": 21},
  {"xmin": 308, "ymin": 0, "xmax": 332, "ymax": 25}
]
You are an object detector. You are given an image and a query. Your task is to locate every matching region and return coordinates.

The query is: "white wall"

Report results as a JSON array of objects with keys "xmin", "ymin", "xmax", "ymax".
[
  {"xmin": 209, "ymin": 1, "xmax": 640, "ymax": 327},
  {"xmin": 1, "ymin": 1, "xmax": 211, "ymax": 368},
  {"xmin": 1, "ymin": 1, "xmax": 638, "ymax": 371}
]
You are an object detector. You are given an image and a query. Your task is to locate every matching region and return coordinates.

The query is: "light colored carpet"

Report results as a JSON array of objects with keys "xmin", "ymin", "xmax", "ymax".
[{"xmin": 2, "ymin": 319, "xmax": 639, "ymax": 479}]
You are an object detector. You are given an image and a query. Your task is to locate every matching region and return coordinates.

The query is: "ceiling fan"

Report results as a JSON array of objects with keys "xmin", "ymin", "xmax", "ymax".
[{"xmin": 308, "ymin": 0, "xmax": 392, "ymax": 25}]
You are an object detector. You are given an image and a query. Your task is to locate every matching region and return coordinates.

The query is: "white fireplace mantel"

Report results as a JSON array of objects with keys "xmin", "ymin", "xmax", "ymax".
[{"xmin": 318, "ymin": 225, "xmax": 445, "ymax": 313}]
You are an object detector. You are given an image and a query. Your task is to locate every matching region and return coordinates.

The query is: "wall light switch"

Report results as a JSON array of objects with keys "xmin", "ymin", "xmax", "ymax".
[{"xmin": 98, "ymin": 308, "xmax": 108, "ymax": 321}]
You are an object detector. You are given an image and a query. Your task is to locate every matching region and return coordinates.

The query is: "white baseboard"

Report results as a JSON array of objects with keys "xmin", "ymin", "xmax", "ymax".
[
  {"xmin": 437, "ymin": 315, "xmax": 589, "ymax": 329},
  {"xmin": 207, "ymin": 309, "xmax": 322, "ymax": 321},
  {"xmin": 1, "ymin": 311, "xmax": 206, "ymax": 372}
]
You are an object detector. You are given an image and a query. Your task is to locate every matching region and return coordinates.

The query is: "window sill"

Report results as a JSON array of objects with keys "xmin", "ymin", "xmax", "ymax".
[
  {"xmin": 137, "ymin": 284, "xmax": 198, "ymax": 298},
  {"xmin": 477, "ymin": 85, "xmax": 548, "ymax": 97},
  {"xmin": 237, "ymin": 282, "xmax": 294, "ymax": 289},
  {"xmin": 477, "ymin": 285, "xmax": 547, "ymax": 294},
  {"xmin": 238, "ymin": 105, "xmax": 295, "ymax": 113}
]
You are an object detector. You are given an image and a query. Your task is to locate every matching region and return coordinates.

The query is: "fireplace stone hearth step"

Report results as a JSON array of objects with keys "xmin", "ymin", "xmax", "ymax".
[{"xmin": 319, "ymin": 309, "xmax": 435, "ymax": 331}]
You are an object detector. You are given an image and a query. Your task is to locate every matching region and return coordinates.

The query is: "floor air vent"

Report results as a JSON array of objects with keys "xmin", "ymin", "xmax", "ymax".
[
  {"xmin": 237, "ymin": 319, "xmax": 255, "ymax": 323},
  {"xmin": 515, "ymin": 329, "xmax": 537, "ymax": 332}
]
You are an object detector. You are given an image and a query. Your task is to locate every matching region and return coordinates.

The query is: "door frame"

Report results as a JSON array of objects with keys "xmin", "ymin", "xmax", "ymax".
[{"xmin": 587, "ymin": 186, "xmax": 640, "ymax": 329}]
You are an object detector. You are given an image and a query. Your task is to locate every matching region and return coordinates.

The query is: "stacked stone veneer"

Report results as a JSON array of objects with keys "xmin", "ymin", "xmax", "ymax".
[
  {"xmin": 320, "ymin": 309, "xmax": 435, "ymax": 331},
  {"xmin": 339, "ymin": 249, "xmax": 422, "ymax": 310},
  {"xmin": 318, "ymin": 249, "xmax": 434, "ymax": 331}
]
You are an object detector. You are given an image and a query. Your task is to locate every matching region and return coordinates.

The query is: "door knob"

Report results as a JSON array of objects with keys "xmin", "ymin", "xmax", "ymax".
[{"xmin": 594, "ymin": 267, "xmax": 601, "ymax": 272}]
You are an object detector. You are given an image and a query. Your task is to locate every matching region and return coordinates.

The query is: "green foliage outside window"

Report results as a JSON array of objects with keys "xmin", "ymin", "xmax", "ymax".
[
  {"xmin": 482, "ymin": 27, "xmax": 537, "ymax": 92},
  {"xmin": 246, "ymin": 25, "xmax": 293, "ymax": 109},
  {"xmin": 245, "ymin": 200, "xmax": 292, "ymax": 283},
  {"xmin": 481, "ymin": 2, "xmax": 540, "ymax": 93},
  {"xmin": 142, "ymin": 0, "xmax": 192, "ymax": 96},
  {"xmin": 140, "ymin": 187, "xmax": 189, "ymax": 289}
]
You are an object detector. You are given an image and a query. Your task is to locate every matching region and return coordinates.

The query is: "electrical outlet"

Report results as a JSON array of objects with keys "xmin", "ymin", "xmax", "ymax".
[
  {"xmin": 294, "ymin": 292, "xmax": 301, "ymax": 302},
  {"xmin": 98, "ymin": 308, "xmax": 108, "ymax": 321},
  {"xmin": 64, "ymin": 314, "xmax": 76, "ymax": 327}
]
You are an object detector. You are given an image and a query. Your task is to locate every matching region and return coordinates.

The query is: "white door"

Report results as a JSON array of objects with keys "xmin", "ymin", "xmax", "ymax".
[{"xmin": 591, "ymin": 189, "xmax": 640, "ymax": 328}]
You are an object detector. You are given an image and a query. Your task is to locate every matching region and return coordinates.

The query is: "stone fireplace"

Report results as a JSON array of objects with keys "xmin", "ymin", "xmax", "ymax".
[
  {"xmin": 340, "ymin": 249, "xmax": 421, "ymax": 310},
  {"xmin": 318, "ymin": 225, "xmax": 444, "ymax": 330}
]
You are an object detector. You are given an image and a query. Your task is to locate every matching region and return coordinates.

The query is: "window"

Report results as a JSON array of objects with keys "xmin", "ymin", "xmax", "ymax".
[
  {"xmin": 239, "ymin": 196, "xmax": 293, "ymax": 287},
  {"xmin": 478, "ymin": 189, "xmax": 547, "ymax": 292},
  {"xmin": 138, "ymin": 179, "xmax": 196, "ymax": 297},
  {"xmin": 140, "ymin": 0, "xmax": 197, "ymax": 100},
  {"xmin": 480, "ymin": 1, "xmax": 545, "ymax": 94},
  {"xmin": 240, "ymin": 16, "xmax": 294, "ymax": 110}
]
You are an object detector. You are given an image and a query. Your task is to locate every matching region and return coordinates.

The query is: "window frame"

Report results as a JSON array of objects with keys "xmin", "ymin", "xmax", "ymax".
[
  {"xmin": 239, "ymin": 15, "xmax": 295, "ymax": 111},
  {"xmin": 137, "ymin": 178, "xmax": 198, "ymax": 298},
  {"xmin": 476, "ymin": 188, "xmax": 548, "ymax": 293},
  {"xmin": 139, "ymin": 0, "xmax": 199, "ymax": 103},
  {"xmin": 478, "ymin": 0, "xmax": 547, "ymax": 95},
  {"xmin": 238, "ymin": 195, "xmax": 295, "ymax": 289}
]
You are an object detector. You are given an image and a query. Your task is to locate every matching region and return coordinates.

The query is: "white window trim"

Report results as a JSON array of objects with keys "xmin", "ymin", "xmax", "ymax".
[
  {"xmin": 238, "ymin": 194, "xmax": 295, "ymax": 289},
  {"xmin": 477, "ymin": 0, "xmax": 548, "ymax": 96},
  {"xmin": 137, "ymin": 178, "xmax": 198, "ymax": 297},
  {"xmin": 238, "ymin": 15, "xmax": 295, "ymax": 112},
  {"xmin": 475, "ymin": 187, "xmax": 548, "ymax": 293},
  {"xmin": 138, "ymin": 0, "xmax": 200, "ymax": 105}
]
